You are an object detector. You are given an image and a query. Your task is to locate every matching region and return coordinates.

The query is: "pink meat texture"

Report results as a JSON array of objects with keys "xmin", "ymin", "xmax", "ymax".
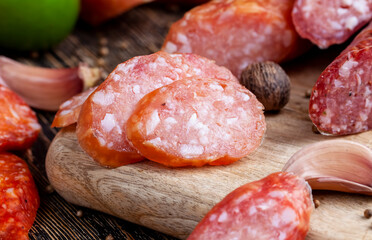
[
  {"xmin": 0, "ymin": 84, "xmax": 40, "ymax": 152},
  {"xmin": 188, "ymin": 172, "xmax": 313, "ymax": 240},
  {"xmin": 292, "ymin": 0, "xmax": 372, "ymax": 49},
  {"xmin": 76, "ymin": 51, "xmax": 238, "ymax": 167},
  {"xmin": 52, "ymin": 86, "xmax": 98, "ymax": 128},
  {"xmin": 0, "ymin": 152, "xmax": 40, "ymax": 240},
  {"xmin": 126, "ymin": 78, "xmax": 266, "ymax": 167},
  {"xmin": 162, "ymin": 0, "xmax": 310, "ymax": 77},
  {"xmin": 309, "ymin": 21, "xmax": 372, "ymax": 135}
]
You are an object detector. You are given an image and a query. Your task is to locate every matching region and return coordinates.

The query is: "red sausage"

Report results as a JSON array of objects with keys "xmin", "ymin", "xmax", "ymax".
[
  {"xmin": 80, "ymin": 0, "xmax": 153, "ymax": 25},
  {"xmin": 51, "ymin": 86, "xmax": 97, "ymax": 128},
  {"xmin": 126, "ymin": 78, "xmax": 265, "ymax": 167},
  {"xmin": 77, "ymin": 51, "xmax": 238, "ymax": 168},
  {"xmin": 309, "ymin": 21, "xmax": 372, "ymax": 135},
  {"xmin": 0, "ymin": 85, "xmax": 40, "ymax": 152},
  {"xmin": 292, "ymin": 0, "xmax": 372, "ymax": 49},
  {"xmin": 0, "ymin": 152, "xmax": 40, "ymax": 240},
  {"xmin": 188, "ymin": 172, "xmax": 313, "ymax": 240},
  {"xmin": 80, "ymin": 0, "xmax": 210, "ymax": 25},
  {"xmin": 162, "ymin": 0, "xmax": 310, "ymax": 77}
]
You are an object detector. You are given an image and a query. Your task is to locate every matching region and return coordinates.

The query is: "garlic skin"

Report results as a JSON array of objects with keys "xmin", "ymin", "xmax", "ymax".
[
  {"xmin": 283, "ymin": 140, "xmax": 372, "ymax": 195},
  {"xmin": 0, "ymin": 56, "xmax": 100, "ymax": 111}
]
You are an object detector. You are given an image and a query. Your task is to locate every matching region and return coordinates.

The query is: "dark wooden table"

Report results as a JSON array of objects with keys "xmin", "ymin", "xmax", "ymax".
[{"xmin": 0, "ymin": 3, "xmax": 193, "ymax": 239}]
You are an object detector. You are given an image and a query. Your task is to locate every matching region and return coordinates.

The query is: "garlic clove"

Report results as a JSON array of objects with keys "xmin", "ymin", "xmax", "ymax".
[
  {"xmin": 0, "ymin": 56, "xmax": 100, "ymax": 111},
  {"xmin": 282, "ymin": 140, "xmax": 372, "ymax": 195}
]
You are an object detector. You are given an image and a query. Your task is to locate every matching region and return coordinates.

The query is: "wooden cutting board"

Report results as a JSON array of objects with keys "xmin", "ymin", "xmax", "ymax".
[{"xmin": 45, "ymin": 49, "xmax": 372, "ymax": 240}]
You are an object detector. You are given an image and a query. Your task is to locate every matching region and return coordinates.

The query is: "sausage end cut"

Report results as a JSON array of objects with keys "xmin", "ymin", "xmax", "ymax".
[
  {"xmin": 187, "ymin": 172, "xmax": 313, "ymax": 240},
  {"xmin": 0, "ymin": 85, "xmax": 40, "ymax": 152},
  {"xmin": 162, "ymin": 0, "xmax": 310, "ymax": 78},
  {"xmin": 309, "ymin": 22, "xmax": 372, "ymax": 135},
  {"xmin": 0, "ymin": 152, "xmax": 39, "ymax": 240},
  {"xmin": 292, "ymin": 0, "xmax": 372, "ymax": 49}
]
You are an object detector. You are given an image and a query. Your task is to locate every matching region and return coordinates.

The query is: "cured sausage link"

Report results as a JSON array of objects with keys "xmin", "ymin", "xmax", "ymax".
[
  {"xmin": 188, "ymin": 172, "xmax": 313, "ymax": 240},
  {"xmin": 0, "ymin": 84, "xmax": 40, "ymax": 152},
  {"xmin": 80, "ymin": 0, "xmax": 153, "ymax": 25},
  {"xmin": 162, "ymin": 0, "xmax": 310, "ymax": 78},
  {"xmin": 292, "ymin": 0, "xmax": 372, "ymax": 49},
  {"xmin": 309, "ymin": 21, "xmax": 372, "ymax": 135},
  {"xmin": 0, "ymin": 153, "xmax": 39, "ymax": 240}
]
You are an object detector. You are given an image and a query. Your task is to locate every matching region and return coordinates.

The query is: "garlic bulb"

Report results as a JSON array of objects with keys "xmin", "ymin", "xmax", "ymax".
[
  {"xmin": 0, "ymin": 56, "xmax": 100, "ymax": 111},
  {"xmin": 283, "ymin": 140, "xmax": 372, "ymax": 195}
]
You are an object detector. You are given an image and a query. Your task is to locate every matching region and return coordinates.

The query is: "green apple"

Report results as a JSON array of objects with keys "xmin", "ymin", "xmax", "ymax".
[{"xmin": 0, "ymin": 0, "xmax": 79, "ymax": 51}]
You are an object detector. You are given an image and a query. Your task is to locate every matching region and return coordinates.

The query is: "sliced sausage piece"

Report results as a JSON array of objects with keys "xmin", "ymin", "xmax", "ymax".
[
  {"xmin": 0, "ymin": 152, "xmax": 39, "ymax": 240},
  {"xmin": 51, "ymin": 86, "xmax": 98, "ymax": 128},
  {"xmin": 188, "ymin": 172, "xmax": 313, "ymax": 240},
  {"xmin": 292, "ymin": 0, "xmax": 372, "ymax": 49},
  {"xmin": 0, "ymin": 85, "xmax": 40, "ymax": 152},
  {"xmin": 162, "ymin": 0, "xmax": 310, "ymax": 78},
  {"xmin": 309, "ymin": 21, "xmax": 372, "ymax": 135},
  {"xmin": 126, "ymin": 78, "xmax": 265, "ymax": 167},
  {"xmin": 77, "ymin": 51, "xmax": 238, "ymax": 168}
]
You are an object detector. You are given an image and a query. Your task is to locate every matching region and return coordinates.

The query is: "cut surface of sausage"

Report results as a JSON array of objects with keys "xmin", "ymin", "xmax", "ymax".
[
  {"xmin": 292, "ymin": 0, "xmax": 372, "ymax": 49},
  {"xmin": 309, "ymin": 22, "xmax": 372, "ymax": 135},
  {"xmin": 162, "ymin": 0, "xmax": 309, "ymax": 77},
  {"xmin": 126, "ymin": 78, "xmax": 265, "ymax": 167},
  {"xmin": 77, "ymin": 51, "xmax": 238, "ymax": 167},
  {"xmin": 51, "ymin": 86, "xmax": 98, "ymax": 128},
  {"xmin": 188, "ymin": 172, "xmax": 313, "ymax": 240},
  {"xmin": 0, "ymin": 152, "xmax": 39, "ymax": 240},
  {"xmin": 0, "ymin": 85, "xmax": 40, "ymax": 152}
]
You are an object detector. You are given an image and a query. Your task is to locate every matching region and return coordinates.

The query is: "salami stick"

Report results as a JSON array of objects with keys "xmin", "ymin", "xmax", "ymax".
[
  {"xmin": 80, "ymin": 0, "xmax": 152, "ymax": 25},
  {"xmin": 292, "ymin": 0, "xmax": 372, "ymax": 49},
  {"xmin": 188, "ymin": 172, "xmax": 313, "ymax": 240},
  {"xmin": 0, "ymin": 85, "xmax": 40, "ymax": 152},
  {"xmin": 0, "ymin": 153, "xmax": 39, "ymax": 240},
  {"xmin": 309, "ymin": 21, "xmax": 372, "ymax": 135},
  {"xmin": 162, "ymin": 0, "xmax": 310, "ymax": 78}
]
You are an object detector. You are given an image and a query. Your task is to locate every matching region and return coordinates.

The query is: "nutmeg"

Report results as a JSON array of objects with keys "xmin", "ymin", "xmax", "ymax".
[
  {"xmin": 364, "ymin": 209, "xmax": 372, "ymax": 219},
  {"xmin": 240, "ymin": 61, "xmax": 290, "ymax": 111}
]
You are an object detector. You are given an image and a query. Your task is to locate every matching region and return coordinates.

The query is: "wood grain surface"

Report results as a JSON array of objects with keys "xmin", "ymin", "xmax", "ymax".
[
  {"xmin": 1, "ymin": 2, "xmax": 372, "ymax": 239},
  {"xmin": 46, "ymin": 44, "xmax": 372, "ymax": 239}
]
